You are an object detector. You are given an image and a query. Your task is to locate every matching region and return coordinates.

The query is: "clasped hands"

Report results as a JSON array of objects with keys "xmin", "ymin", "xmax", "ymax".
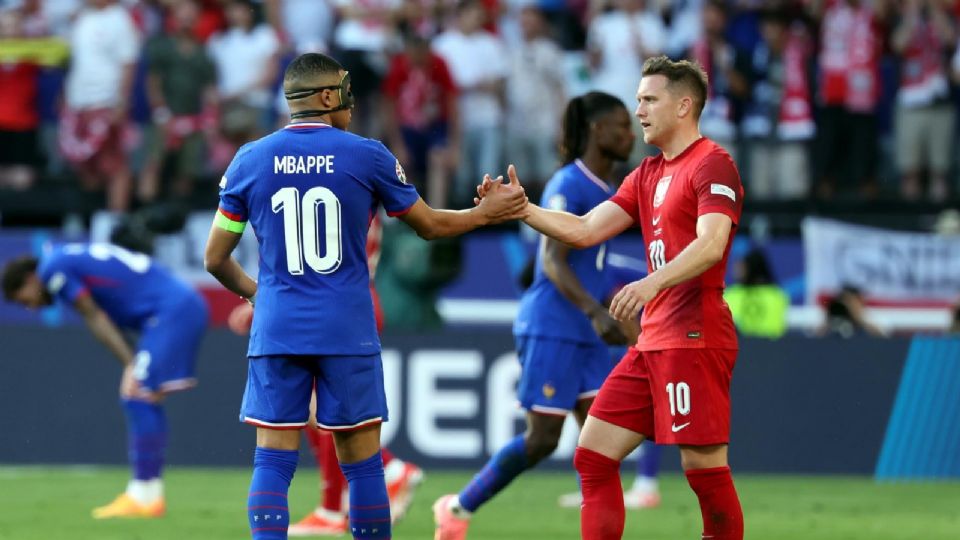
[{"xmin": 473, "ymin": 164, "xmax": 530, "ymax": 224}]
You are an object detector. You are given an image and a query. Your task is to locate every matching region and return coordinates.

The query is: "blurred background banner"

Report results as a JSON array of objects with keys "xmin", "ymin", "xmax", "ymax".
[
  {"xmin": 3, "ymin": 324, "xmax": 957, "ymax": 480},
  {"xmin": 803, "ymin": 217, "xmax": 960, "ymax": 306}
]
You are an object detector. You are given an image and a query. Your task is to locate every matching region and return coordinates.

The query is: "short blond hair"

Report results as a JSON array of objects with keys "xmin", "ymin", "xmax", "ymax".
[{"xmin": 642, "ymin": 56, "xmax": 709, "ymax": 119}]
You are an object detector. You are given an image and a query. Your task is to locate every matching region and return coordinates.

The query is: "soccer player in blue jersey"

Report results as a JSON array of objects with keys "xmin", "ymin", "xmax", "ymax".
[
  {"xmin": 433, "ymin": 91, "xmax": 637, "ymax": 540},
  {"xmin": 202, "ymin": 52, "xmax": 527, "ymax": 540},
  {"xmin": 1, "ymin": 243, "xmax": 209, "ymax": 518}
]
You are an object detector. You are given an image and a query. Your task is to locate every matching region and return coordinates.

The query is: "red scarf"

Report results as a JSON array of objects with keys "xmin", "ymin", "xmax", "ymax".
[
  {"xmin": 899, "ymin": 18, "xmax": 948, "ymax": 106},
  {"xmin": 778, "ymin": 29, "xmax": 815, "ymax": 140},
  {"xmin": 819, "ymin": 2, "xmax": 880, "ymax": 112}
]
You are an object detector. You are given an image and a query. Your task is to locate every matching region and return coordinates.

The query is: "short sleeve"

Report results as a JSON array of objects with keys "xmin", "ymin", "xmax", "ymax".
[
  {"xmin": 215, "ymin": 146, "xmax": 252, "ymax": 233},
  {"xmin": 693, "ymin": 152, "xmax": 743, "ymax": 224},
  {"xmin": 541, "ymin": 174, "xmax": 584, "ymax": 215},
  {"xmin": 369, "ymin": 141, "xmax": 419, "ymax": 217},
  {"xmin": 38, "ymin": 253, "xmax": 88, "ymax": 305},
  {"xmin": 114, "ymin": 9, "xmax": 140, "ymax": 64},
  {"xmin": 608, "ymin": 168, "xmax": 642, "ymax": 224}
]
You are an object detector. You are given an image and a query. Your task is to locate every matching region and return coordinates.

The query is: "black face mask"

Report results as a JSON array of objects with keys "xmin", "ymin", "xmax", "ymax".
[{"xmin": 285, "ymin": 72, "xmax": 355, "ymax": 119}]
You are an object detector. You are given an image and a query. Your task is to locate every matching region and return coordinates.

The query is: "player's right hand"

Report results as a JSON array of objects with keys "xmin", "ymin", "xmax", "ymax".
[
  {"xmin": 476, "ymin": 167, "xmax": 529, "ymax": 223},
  {"xmin": 228, "ymin": 302, "xmax": 254, "ymax": 336},
  {"xmin": 590, "ymin": 309, "xmax": 629, "ymax": 345}
]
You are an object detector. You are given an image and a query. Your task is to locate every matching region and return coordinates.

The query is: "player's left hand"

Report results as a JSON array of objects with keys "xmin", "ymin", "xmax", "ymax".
[{"xmin": 609, "ymin": 276, "xmax": 660, "ymax": 322}]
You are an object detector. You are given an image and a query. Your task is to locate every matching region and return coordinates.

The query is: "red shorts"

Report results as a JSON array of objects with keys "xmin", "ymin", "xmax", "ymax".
[{"xmin": 589, "ymin": 347, "xmax": 737, "ymax": 445}]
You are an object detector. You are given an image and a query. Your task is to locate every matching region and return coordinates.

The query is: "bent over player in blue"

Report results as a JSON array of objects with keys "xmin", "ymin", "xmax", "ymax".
[
  {"xmin": 433, "ymin": 92, "xmax": 637, "ymax": 539},
  {"xmin": 202, "ymin": 52, "xmax": 527, "ymax": 540},
  {"xmin": 1, "ymin": 243, "xmax": 208, "ymax": 518}
]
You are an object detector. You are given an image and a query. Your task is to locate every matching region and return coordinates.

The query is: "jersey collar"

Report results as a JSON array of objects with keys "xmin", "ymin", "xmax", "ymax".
[
  {"xmin": 285, "ymin": 122, "xmax": 332, "ymax": 130},
  {"xmin": 574, "ymin": 159, "xmax": 612, "ymax": 193}
]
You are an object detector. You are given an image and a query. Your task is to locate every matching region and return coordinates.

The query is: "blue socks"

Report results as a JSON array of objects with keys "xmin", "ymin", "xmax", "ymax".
[
  {"xmin": 458, "ymin": 434, "xmax": 530, "ymax": 512},
  {"xmin": 340, "ymin": 450, "xmax": 391, "ymax": 539},
  {"xmin": 637, "ymin": 441, "xmax": 662, "ymax": 478},
  {"xmin": 120, "ymin": 399, "xmax": 167, "ymax": 481},
  {"xmin": 248, "ymin": 447, "xmax": 298, "ymax": 540}
]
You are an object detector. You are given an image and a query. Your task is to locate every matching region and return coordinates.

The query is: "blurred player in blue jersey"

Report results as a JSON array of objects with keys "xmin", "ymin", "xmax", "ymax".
[
  {"xmin": 433, "ymin": 92, "xmax": 637, "ymax": 540},
  {"xmin": 202, "ymin": 52, "xmax": 527, "ymax": 540},
  {"xmin": 1, "ymin": 243, "xmax": 208, "ymax": 519}
]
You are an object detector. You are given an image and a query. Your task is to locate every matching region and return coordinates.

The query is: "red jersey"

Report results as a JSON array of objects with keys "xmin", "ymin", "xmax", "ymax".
[
  {"xmin": 382, "ymin": 52, "xmax": 457, "ymax": 129},
  {"xmin": 610, "ymin": 138, "xmax": 742, "ymax": 351}
]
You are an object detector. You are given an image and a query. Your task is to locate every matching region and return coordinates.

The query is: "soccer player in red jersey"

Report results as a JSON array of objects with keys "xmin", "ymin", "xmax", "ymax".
[{"xmin": 477, "ymin": 55, "xmax": 744, "ymax": 539}]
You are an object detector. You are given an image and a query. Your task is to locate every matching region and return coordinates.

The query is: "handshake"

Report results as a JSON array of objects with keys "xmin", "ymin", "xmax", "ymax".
[{"xmin": 472, "ymin": 164, "xmax": 531, "ymax": 225}]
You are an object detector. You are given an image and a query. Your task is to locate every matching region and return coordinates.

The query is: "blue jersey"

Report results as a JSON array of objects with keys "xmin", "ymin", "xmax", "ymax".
[
  {"xmin": 38, "ymin": 243, "xmax": 201, "ymax": 331},
  {"xmin": 217, "ymin": 122, "xmax": 419, "ymax": 356},
  {"xmin": 514, "ymin": 160, "xmax": 614, "ymax": 344}
]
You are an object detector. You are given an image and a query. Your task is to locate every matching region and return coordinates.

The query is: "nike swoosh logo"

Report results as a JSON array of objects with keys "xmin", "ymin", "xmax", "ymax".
[
  {"xmin": 652, "ymin": 216, "xmax": 661, "ymax": 225},
  {"xmin": 671, "ymin": 422, "xmax": 691, "ymax": 433}
]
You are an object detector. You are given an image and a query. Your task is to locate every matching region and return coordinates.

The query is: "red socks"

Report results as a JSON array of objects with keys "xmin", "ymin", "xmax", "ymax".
[
  {"xmin": 685, "ymin": 466, "xmax": 743, "ymax": 540},
  {"xmin": 304, "ymin": 428, "xmax": 347, "ymax": 513},
  {"xmin": 574, "ymin": 447, "xmax": 624, "ymax": 540}
]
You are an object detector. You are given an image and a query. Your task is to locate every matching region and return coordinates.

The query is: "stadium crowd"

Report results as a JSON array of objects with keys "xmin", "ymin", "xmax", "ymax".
[{"xmin": 2, "ymin": 0, "xmax": 960, "ymax": 216}]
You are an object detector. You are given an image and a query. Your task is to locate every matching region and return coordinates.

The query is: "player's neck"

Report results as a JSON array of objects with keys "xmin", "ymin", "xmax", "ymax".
[
  {"xmin": 288, "ymin": 113, "xmax": 334, "ymax": 127},
  {"xmin": 579, "ymin": 148, "xmax": 614, "ymax": 181},
  {"xmin": 659, "ymin": 127, "xmax": 703, "ymax": 161}
]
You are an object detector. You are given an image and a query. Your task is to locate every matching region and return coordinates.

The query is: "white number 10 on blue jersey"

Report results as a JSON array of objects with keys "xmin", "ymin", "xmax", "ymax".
[{"xmin": 271, "ymin": 186, "xmax": 342, "ymax": 275}]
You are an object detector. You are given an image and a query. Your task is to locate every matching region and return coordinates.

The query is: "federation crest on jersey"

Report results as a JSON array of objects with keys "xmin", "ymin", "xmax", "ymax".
[
  {"xmin": 542, "ymin": 383, "xmax": 556, "ymax": 399},
  {"xmin": 653, "ymin": 175, "xmax": 672, "ymax": 208},
  {"xmin": 395, "ymin": 160, "xmax": 407, "ymax": 184}
]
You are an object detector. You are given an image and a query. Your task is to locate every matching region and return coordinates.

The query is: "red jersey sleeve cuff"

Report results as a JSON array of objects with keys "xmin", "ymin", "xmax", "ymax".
[
  {"xmin": 698, "ymin": 205, "xmax": 739, "ymax": 225},
  {"xmin": 387, "ymin": 203, "xmax": 414, "ymax": 217},
  {"xmin": 608, "ymin": 196, "xmax": 639, "ymax": 224}
]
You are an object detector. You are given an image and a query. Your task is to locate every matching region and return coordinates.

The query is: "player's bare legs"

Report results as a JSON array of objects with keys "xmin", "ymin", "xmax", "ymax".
[
  {"xmin": 574, "ymin": 415, "xmax": 645, "ymax": 540},
  {"xmin": 332, "ymin": 423, "xmax": 392, "ymax": 539}
]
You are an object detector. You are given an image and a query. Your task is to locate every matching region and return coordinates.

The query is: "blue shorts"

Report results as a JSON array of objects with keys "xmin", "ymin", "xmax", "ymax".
[
  {"xmin": 515, "ymin": 336, "xmax": 615, "ymax": 416},
  {"xmin": 132, "ymin": 294, "xmax": 208, "ymax": 395},
  {"xmin": 239, "ymin": 354, "xmax": 388, "ymax": 431}
]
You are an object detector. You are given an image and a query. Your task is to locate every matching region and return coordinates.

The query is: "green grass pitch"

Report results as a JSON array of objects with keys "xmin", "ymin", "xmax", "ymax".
[{"xmin": 0, "ymin": 466, "xmax": 957, "ymax": 539}]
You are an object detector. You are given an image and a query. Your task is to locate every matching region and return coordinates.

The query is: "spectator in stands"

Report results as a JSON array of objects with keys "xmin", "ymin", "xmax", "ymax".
[
  {"xmin": 724, "ymin": 248, "xmax": 789, "ymax": 338},
  {"xmin": 273, "ymin": 0, "xmax": 335, "ymax": 54},
  {"xmin": 331, "ymin": 0, "xmax": 402, "ymax": 138},
  {"xmin": 688, "ymin": 0, "xmax": 746, "ymax": 162},
  {"xmin": 382, "ymin": 33, "xmax": 460, "ymax": 207},
  {"xmin": 505, "ymin": 6, "xmax": 566, "ymax": 192},
  {"xmin": 737, "ymin": 8, "xmax": 815, "ymax": 200},
  {"xmin": 207, "ymin": 0, "xmax": 280, "ymax": 148},
  {"xmin": 891, "ymin": 0, "xmax": 955, "ymax": 202},
  {"xmin": 812, "ymin": 0, "xmax": 886, "ymax": 200},
  {"xmin": 818, "ymin": 285, "xmax": 885, "ymax": 338},
  {"xmin": 433, "ymin": 0, "xmax": 509, "ymax": 205},
  {"xmin": 586, "ymin": 0, "xmax": 665, "ymax": 118},
  {"xmin": 0, "ymin": 6, "xmax": 62, "ymax": 190},
  {"xmin": 58, "ymin": 0, "xmax": 140, "ymax": 212},
  {"xmin": 140, "ymin": 0, "xmax": 217, "ymax": 204}
]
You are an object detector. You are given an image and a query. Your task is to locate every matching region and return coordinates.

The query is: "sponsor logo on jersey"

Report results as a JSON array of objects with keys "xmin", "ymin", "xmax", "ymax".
[
  {"xmin": 710, "ymin": 183, "xmax": 736, "ymax": 201},
  {"xmin": 653, "ymin": 176, "xmax": 672, "ymax": 208},
  {"xmin": 396, "ymin": 160, "xmax": 407, "ymax": 184},
  {"xmin": 219, "ymin": 175, "xmax": 227, "ymax": 189},
  {"xmin": 547, "ymin": 194, "xmax": 567, "ymax": 211},
  {"xmin": 687, "ymin": 331, "xmax": 702, "ymax": 339},
  {"xmin": 47, "ymin": 272, "xmax": 66, "ymax": 294},
  {"xmin": 671, "ymin": 422, "xmax": 691, "ymax": 433}
]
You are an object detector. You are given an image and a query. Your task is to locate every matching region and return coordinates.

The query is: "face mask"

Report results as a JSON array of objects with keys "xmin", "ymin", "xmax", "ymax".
[{"xmin": 285, "ymin": 71, "xmax": 355, "ymax": 119}]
